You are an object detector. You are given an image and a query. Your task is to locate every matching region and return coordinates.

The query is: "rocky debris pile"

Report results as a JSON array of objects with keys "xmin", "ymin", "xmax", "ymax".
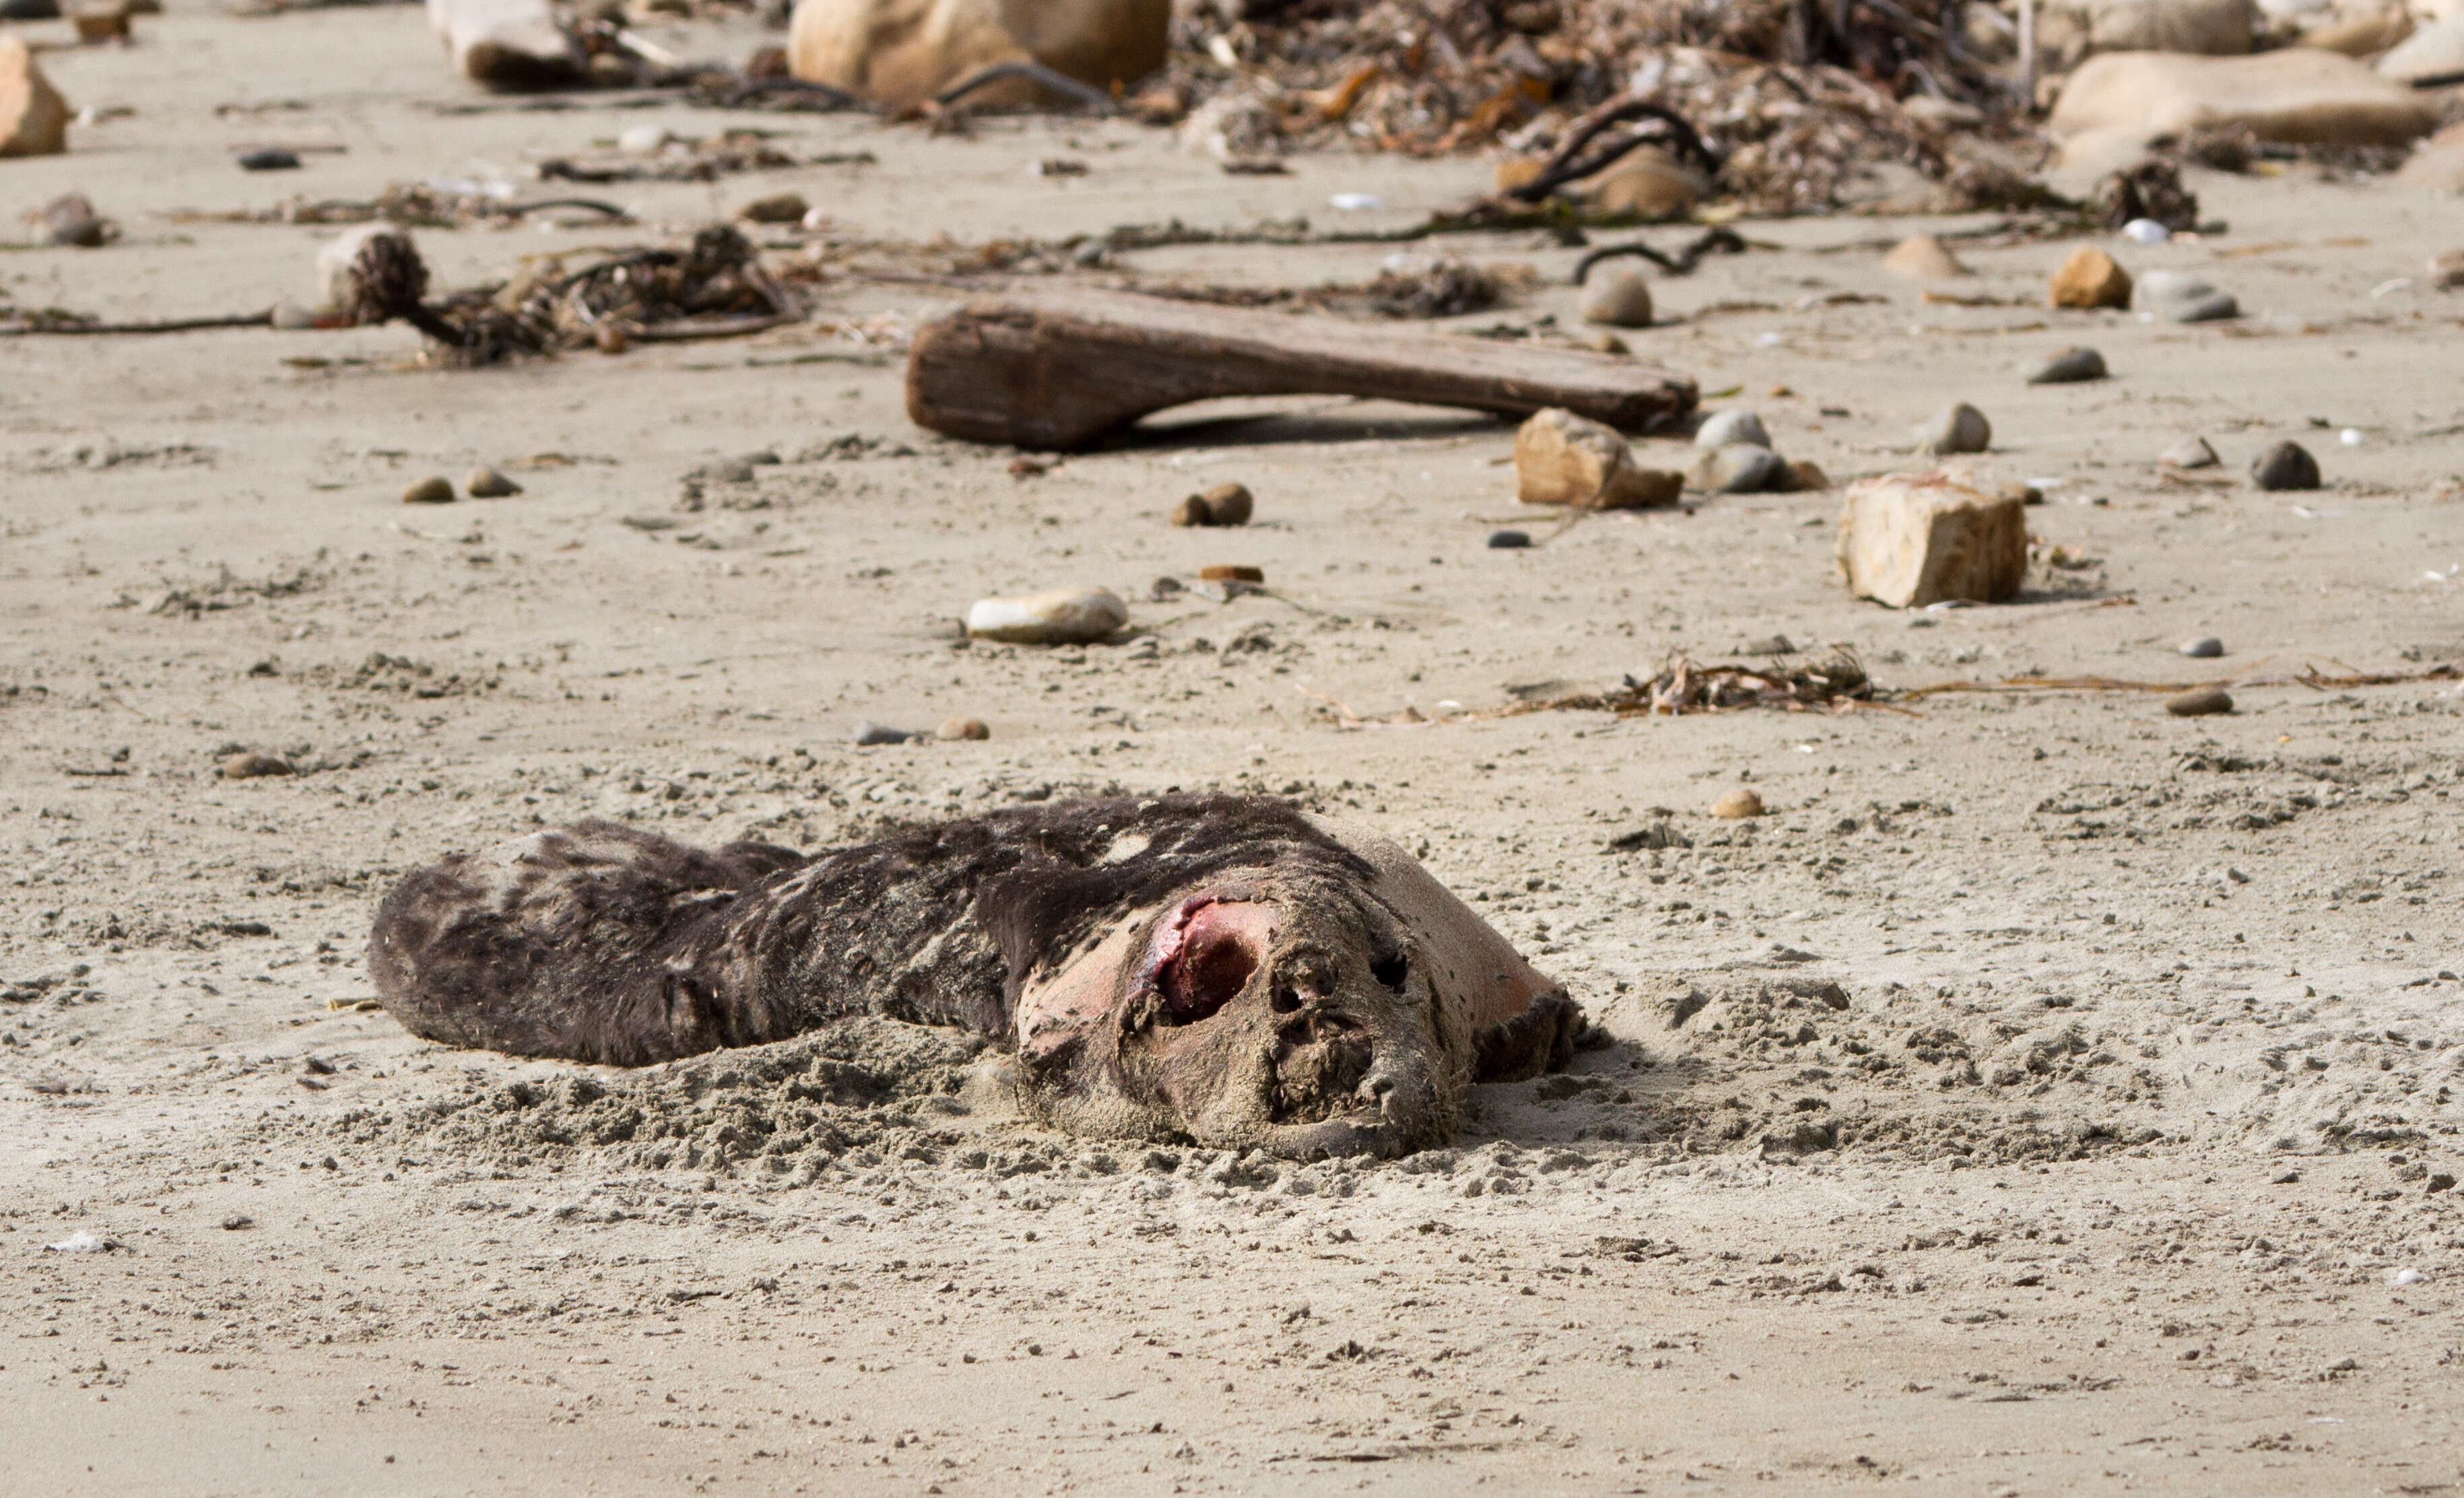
[{"xmin": 1157, "ymin": 0, "xmax": 2042, "ymax": 215}]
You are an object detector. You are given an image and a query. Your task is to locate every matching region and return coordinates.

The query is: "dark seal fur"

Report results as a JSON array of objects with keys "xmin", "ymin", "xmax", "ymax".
[{"xmin": 370, "ymin": 794, "xmax": 1578, "ymax": 1157}]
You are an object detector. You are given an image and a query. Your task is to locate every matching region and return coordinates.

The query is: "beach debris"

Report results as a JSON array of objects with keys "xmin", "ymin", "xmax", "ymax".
[
  {"xmin": 43, "ymin": 1230, "xmax": 116, "ymax": 1253},
  {"xmin": 1199, "ymin": 565, "xmax": 1263, "ymax": 585},
  {"xmin": 2034, "ymin": 0, "xmax": 2258, "ymax": 71},
  {"xmin": 853, "ymin": 720, "xmax": 918, "ymax": 745},
  {"xmin": 1694, "ymin": 409, "xmax": 1770, "ymax": 450},
  {"xmin": 936, "ymin": 717, "xmax": 990, "ymax": 741},
  {"xmin": 2049, "ymin": 246, "xmax": 2133, "ymax": 309},
  {"xmin": 1488, "ymin": 529, "xmax": 1531, "ymax": 549},
  {"xmin": 1498, "ymin": 650, "xmax": 1875, "ymax": 718},
  {"xmin": 964, "ymin": 586, "xmax": 1127, "ymax": 644},
  {"xmin": 403, "ymin": 476, "xmax": 456, "ymax": 504},
  {"xmin": 904, "ymin": 289, "xmax": 1696, "ymax": 452},
  {"xmin": 2251, "ymin": 440, "xmax": 2321, "ymax": 491},
  {"xmin": 2180, "ymin": 636, "xmax": 2224, "ymax": 658},
  {"xmin": 1576, "ymin": 265, "xmax": 1653, "ymax": 328},
  {"xmin": 1172, "ymin": 481, "xmax": 1253, "ymax": 527},
  {"xmin": 1515, "ymin": 407, "xmax": 1680, "ymax": 510},
  {"xmin": 2088, "ymin": 159, "xmax": 2199, "ymax": 232},
  {"xmin": 1712, "ymin": 788, "xmax": 1766, "ymax": 819},
  {"xmin": 1882, "ymin": 234, "xmax": 1968, "ymax": 280},
  {"xmin": 2372, "ymin": 11, "xmax": 2464, "ymax": 84},
  {"xmin": 2165, "ymin": 685, "xmax": 2234, "ymax": 716},
  {"xmin": 0, "ymin": 38, "xmax": 69, "ymax": 158},
  {"xmin": 1688, "ymin": 442, "xmax": 1784, "ymax": 494},
  {"xmin": 426, "ymin": 0, "xmax": 585, "ymax": 92},
  {"xmin": 2024, "ymin": 346, "xmax": 2108, "ymax": 385},
  {"xmin": 2160, "ymin": 434, "xmax": 2220, "ymax": 469},
  {"xmin": 32, "ymin": 191, "xmax": 110, "ymax": 246},
  {"xmin": 2048, "ymin": 49, "xmax": 2436, "ymax": 170},
  {"xmin": 465, "ymin": 467, "xmax": 521, "ymax": 498},
  {"xmin": 2134, "ymin": 269, "xmax": 2238, "ymax": 323},
  {"xmin": 1914, "ymin": 402, "xmax": 1992, "ymax": 455},
  {"xmin": 537, "ymin": 133, "xmax": 868, "ymax": 186},
  {"xmin": 1836, "ymin": 471, "xmax": 2026, "ymax": 609},
  {"xmin": 786, "ymin": 0, "xmax": 1163, "ymax": 112},
  {"xmin": 221, "ymin": 751, "xmax": 294, "ymax": 779},
  {"xmin": 236, "ymin": 147, "xmax": 301, "ymax": 172}
]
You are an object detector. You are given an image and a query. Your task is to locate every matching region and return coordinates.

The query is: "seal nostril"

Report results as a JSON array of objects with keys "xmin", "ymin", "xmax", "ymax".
[
  {"xmin": 1271, "ymin": 985, "xmax": 1301, "ymax": 1015},
  {"xmin": 1370, "ymin": 952, "xmax": 1407, "ymax": 990}
]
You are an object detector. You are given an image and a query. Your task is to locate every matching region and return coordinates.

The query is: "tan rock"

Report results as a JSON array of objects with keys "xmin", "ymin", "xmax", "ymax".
[
  {"xmin": 936, "ymin": 717, "xmax": 991, "ymax": 741},
  {"xmin": 2049, "ymin": 48, "xmax": 2438, "ymax": 150},
  {"xmin": 2375, "ymin": 10, "xmax": 2463, "ymax": 79},
  {"xmin": 2308, "ymin": 5, "xmax": 2414, "ymax": 56},
  {"xmin": 1882, "ymin": 234, "xmax": 1970, "ymax": 279},
  {"xmin": 2034, "ymin": 0, "xmax": 2255, "ymax": 71},
  {"xmin": 2395, "ymin": 118, "xmax": 2464, "ymax": 192},
  {"xmin": 789, "ymin": 0, "xmax": 1169, "ymax": 112},
  {"xmin": 0, "ymin": 38, "xmax": 70, "ymax": 159},
  {"xmin": 424, "ymin": 0, "xmax": 584, "ymax": 92},
  {"xmin": 1514, "ymin": 408, "xmax": 1681, "ymax": 510},
  {"xmin": 1775, "ymin": 459, "xmax": 1829, "ymax": 493},
  {"xmin": 964, "ymin": 586, "xmax": 1127, "ymax": 644},
  {"xmin": 465, "ymin": 467, "xmax": 521, "ymax": 498},
  {"xmin": 1836, "ymin": 471, "xmax": 2027, "ymax": 609},
  {"xmin": 738, "ymin": 192, "xmax": 811, "ymax": 224},
  {"xmin": 1712, "ymin": 788, "xmax": 1766, "ymax": 819},
  {"xmin": 1198, "ymin": 564, "xmax": 1263, "ymax": 584},
  {"xmin": 221, "ymin": 752, "xmax": 294, "ymax": 780},
  {"xmin": 2049, "ymin": 245, "xmax": 2133, "ymax": 309},
  {"xmin": 1580, "ymin": 147, "xmax": 1706, "ymax": 216}
]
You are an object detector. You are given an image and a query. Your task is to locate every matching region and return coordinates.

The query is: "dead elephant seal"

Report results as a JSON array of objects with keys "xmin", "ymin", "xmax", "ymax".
[{"xmin": 370, "ymin": 794, "xmax": 1578, "ymax": 1158}]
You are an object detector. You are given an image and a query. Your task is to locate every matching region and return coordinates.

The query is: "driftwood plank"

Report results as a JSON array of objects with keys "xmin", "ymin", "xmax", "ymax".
[{"xmin": 904, "ymin": 289, "xmax": 1697, "ymax": 451}]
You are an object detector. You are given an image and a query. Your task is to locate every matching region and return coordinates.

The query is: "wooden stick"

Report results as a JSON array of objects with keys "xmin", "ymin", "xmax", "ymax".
[
  {"xmin": 0, "ymin": 310, "xmax": 272, "ymax": 336},
  {"xmin": 905, "ymin": 288, "xmax": 1698, "ymax": 451}
]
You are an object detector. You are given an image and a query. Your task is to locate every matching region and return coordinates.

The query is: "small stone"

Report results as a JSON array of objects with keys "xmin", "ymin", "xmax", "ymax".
[
  {"xmin": 1170, "ymin": 495, "xmax": 1211, "ymax": 527},
  {"xmin": 2180, "ymin": 636, "xmax": 2224, "ymax": 658},
  {"xmin": 2119, "ymin": 217, "xmax": 2170, "ymax": 244},
  {"xmin": 2251, "ymin": 441, "xmax": 2320, "ymax": 491},
  {"xmin": 1882, "ymin": 234, "xmax": 1968, "ymax": 279},
  {"xmin": 1514, "ymin": 407, "xmax": 1681, "ymax": 510},
  {"xmin": 36, "ymin": 192, "xmax": 106, "ymax": 246},
  {"xmin": 1201, "ymin": 481, "xmax": 1253, "ymax": 525},
  {"xmin": 0, "ymin": 37, "xmax": 70, "ymax": 158},
  {"xmin": 1686, "ymin": 442, "xmax": 1783, "ymax": 494},
  {"xmin": 1199, "ymin": 564, "xmax": 1264, "ymax": 584},
  {"xmin": 2159, "ymin": 435, "xmax": 2219, "ymax": 469},
  {"xmin": 853, "ymin": 721, "xmax": 917, "ymax": 745},
  {"xmin": 2024, "ymin": 346, "xmax": 2107, "ymax": 385},
  {"xmin": 2432, "ymin": 251, "xmax": 2464, "ymax": 291},
  {"xmin": 595, "ymin": 324, "xmax": 630, "ymax": 354},
  {"xmin": 1487, "ymin": 529, "xmax": 1531, "ymax": 549},
  {"xmin": 71, "ymin": 3, "xmax": 130, "ymax": 42},
  {"xmin": 1694, "ymin": 409, "xmax": 1770, "ymax": 450},
  {"xmin": 738, "ymin": 191, "xmax": 809, "ymax": 224},
  {"xmin": 964, "ymin": 586, "xmax": 1128, "ymax": 645},
  {"xmin": 1778, "ymin": 460, "xmax": 1829, "ymax": 492},
  {"xmin": 1588, "ymin": 331, "xmax": 1628, "ymax": 355},
  {"xmin": 936, "ymin": 717, "xmax": 990, "ymax": 741},
  {"xmin": 1914, "ymin": 403, "xmax": 1991, "ymax": 455},
  {"xmin": 1836, "ymin": 471, "xmax": 2027, "ymax": 609},
  {"xmin": 401, "ymin": 476, "xmax": 455, "ymax": 505},
  {"xmin": 2049, "ymin": 246, "xmax": 2132, "ymax": 310},
  {"xmin": 617, "ymin": 123, "xmax": 670, "ymax": 155},
  {"xmin": 220, "ymin": 751, "xmax": 292, "ymax": 779},
  {"xmin": 236, "ymin": 147, "xmax": 300, "ymax": 172},
  {"xmin": 1712, "ymin": 788, "xmax": 1766, "ymax": 819},
  {"xmin": 2133, "ymin": 269, "xmax": 2238, "ymax": 324},
  {"xmin": 2165, "ymin": 686, "xmax": 2234, "ymax": 717},
  {"xmin": 465, "ymin": 467, "xmax": 521, "ymax": 499},
  {"xmin": 1577, "ymin": 266, "xmax": 1653, "ymax": 328}
]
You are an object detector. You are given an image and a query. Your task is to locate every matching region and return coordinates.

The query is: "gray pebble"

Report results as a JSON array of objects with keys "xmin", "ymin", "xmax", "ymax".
[
  {"xmin": 465, "ymin": 467, "xmax": 523, "ymax": 499},
  {"xmin": 1577, "ymin": 266, "xmax": 1653, "ymax": 329},
  {"xmin": 1487, "ymin": 529, "xmax": 1531, "ymax": 549},
  {"xmin": 2024, "ymin": 346, "xmax": 2107, "ymax": 384},
  {"xmin": 1694, "ymin": 409, "xmax": 1770, "ymax": 450},
  {"xmin": 1914, "ymin": 402, "xmax": 1991, "ymax": 455},
  {"xmin": 401, "ymin": 476, "xmax": 455, "ymax": 505},
  {"xmin": 2179, "ymin": 636, "xmax": 2224, "ymax": 658},
  {"xmin": 1687, "ymin": 442, "xmax": 1783, "ymax": 493},
  {"xmin": 2165, "ymin": 686, "xmax": 2234, "ymax": 717},
  {"xmin": 2134, "ymin": 270, "xmax": 2238, "ymax": 324},
  {"xmin": 236, "ymin": 147, "xmax": 302, "ymax": 172},
  {"xmin": 853, "ymin": 722, "xmax": 918, "ymax": 745},
  {"xmin": 2250, "ymin": 441, "xmax": 2320, "ymax": 491}
]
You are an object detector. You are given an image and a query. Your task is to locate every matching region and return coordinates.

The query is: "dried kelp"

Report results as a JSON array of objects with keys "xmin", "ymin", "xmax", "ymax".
[{"xmin": 1507, "ymin": 649, "xmax": 1877, "ymax": 717}]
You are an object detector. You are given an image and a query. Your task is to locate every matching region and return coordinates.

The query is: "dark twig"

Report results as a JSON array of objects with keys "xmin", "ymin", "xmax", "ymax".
[
  {"xmin": 1573, "ymin": 226, "xmax": 1746, "ymax": 284},
  {"xmin": 934, "ymin": 59, "xmax": 1121, "ymax": 114},
  {"xmin": 1506, "ymin": 96, "xmax": 1721, "ymax": 204},
  {"xmin": 0, "ymin": 311, "xmax": 273, "ymax": 336}
]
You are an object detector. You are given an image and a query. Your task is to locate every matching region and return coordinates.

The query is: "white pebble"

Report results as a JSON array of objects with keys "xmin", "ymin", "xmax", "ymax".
[
  {"xmin": 965, "ymin": 587, "xmax": 1128, "ymax": 645},
  {"xmin": 1328, "ymin": 193, "xmax": 1382, "ymax": 211},
  {"xmin": 2120, "ymin": 217, "xmax": 2171, "ymax": 244},
  {"xmin": 2339, "ymin": 428, "xmax": 2365, "ymax": 447},
  {"xmin": 2391, "ymin": 1268, "xmax": 2426, "ymax": 1287}
]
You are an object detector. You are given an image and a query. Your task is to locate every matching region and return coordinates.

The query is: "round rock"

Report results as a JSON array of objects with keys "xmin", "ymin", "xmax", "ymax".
[
  {"xmin": 401, "ymin": 476, "xmax": 455, "ymax": 505},
  {"xmin": 1915, "ymin": 402, "xmax": 1991, "ymax": 455},
  {"xmin": 2133, "ymin": 270, "xmax": 2238, "ymax": 324},
  {"xmin": 2179, "ymin": 636, "xmax": 2224, "ymax": 658},
  {"xmin": 1694, "ymin": 409, "xmax": 1770, "ymax": 450},
  {"xmin": 1712, "ymin": 788, "xmax": 1766, "ymax": 819},
  {"xmin": 465, "ymin": 467, "xmax": 522, "ymax": 499},
  {"xmin": 1201, "ymin": 481, "xmax": 1253, "ymax": 525},
  {"xmin": 1486, "ymin": 529, "xmax": 1531, "ymax": 549},
  {"xmin": 936, "ymin": 717, "xmax": 991, "ymax": 741},
  {"xmin": 964, "ymin": 586, "xmax": 1128, "ymax": 645},
  {"xmin": 2165, "ymin": 686, "xmax": 2234, "ymax": 717},
  {"xmin": 2024, "ymin": 346, "xmax": 2108, "ymax": 385},
  {"xmin": 220, "ymin": 751, "xmax": 293, "ymax": 780},
  {"xmin": 2250, "ymin": 440, "xmax": 2321, "ymax": 491},
  {"xmin": 1577, "ymin": 266, "xmax": 1653, "ymax": 329},
  {"xmin": 1688, "ymin": 443, "xmax": 1783, "ymax": 494}
]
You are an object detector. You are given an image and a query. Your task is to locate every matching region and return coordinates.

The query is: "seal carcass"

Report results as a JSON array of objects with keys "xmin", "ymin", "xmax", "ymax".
[{"xmin": 369, "ymin": 794, "xmax": 1578, "ymax": 1157}]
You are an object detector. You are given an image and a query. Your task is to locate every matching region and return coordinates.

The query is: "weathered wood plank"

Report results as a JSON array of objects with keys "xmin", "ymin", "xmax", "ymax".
[{"xmin": 905, "ymin": 289, "xmax": 1698, "ymax": 450}]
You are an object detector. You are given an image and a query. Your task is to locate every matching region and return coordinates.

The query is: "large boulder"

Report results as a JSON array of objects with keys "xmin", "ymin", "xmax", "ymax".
[
  {"xmin": 788, "ymin": 0, "xmax": 1168, "ymax": 111},
  {"xmin": 2049, "ymin": 47, "xmax": 2438, "ymax": 170},
  {"xmin": 424, "ymin": 0, "xmax": 583, "ymax": 91},
  {"xmin": 0, "ymin": 37, "xmax": 69, "ymax": 158},
  {"xmin": 2036, "ymin": 0, "xmax": 2256, "ymax": 69}
]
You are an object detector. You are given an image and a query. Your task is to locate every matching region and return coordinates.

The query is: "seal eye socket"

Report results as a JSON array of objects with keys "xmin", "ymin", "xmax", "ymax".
[
  {"xmin": 1370, "ymin": 952, "xmax": 1408, "ymax": 991},
  {"xmin": 1156, "ymin": 903, "xmax": 1270, "ymax": 1025}
]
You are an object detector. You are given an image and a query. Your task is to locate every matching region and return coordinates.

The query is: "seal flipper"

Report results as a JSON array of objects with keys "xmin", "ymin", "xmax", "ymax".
[{"xmin": 369, "ymin": 819, "xmax": 805, "ymax": 1066}]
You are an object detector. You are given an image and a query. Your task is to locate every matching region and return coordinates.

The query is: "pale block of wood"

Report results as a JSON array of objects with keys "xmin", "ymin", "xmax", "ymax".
[{"xmin": 1836, "ymin": 471, "xmax": 2026, "ymax": 609}]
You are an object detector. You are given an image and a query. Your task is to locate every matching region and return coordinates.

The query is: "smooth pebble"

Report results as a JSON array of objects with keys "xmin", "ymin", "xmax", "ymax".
[
  {"xmin": 2250, "ymin": 440, "xmax": 2321, "ymax": 491},
  {"xmin": 1577, "ymin": 265, "xmax": 1654, "ymax": 328},
  {"xmin": 1712, "ymin": 788, "xmax": 1766, "ymax": 819},
  {"xmin": 936, "ymin": 718, "xmax": 991, "ymax": 742},
  {"xmin": 1694, "ymin": 409, "xmax": 1770, "ymax": 449},
  {"xmin": 2165, "ymin": 686, "xmax": 2234, "ymax": 717},
  {"xmin": 2179, "ymin": 636, "xmax": 2224, "ymax": 658},
  {"xmin": 401, "ymin": 476, "xmax": 455, "ymax": 504},
  {"xmin": 2024, "ymin": 346, "xmax": 2107, "ymax": 384},
  {"xmin": 1915, "ymin": 402, "xmax": 1991, "ymax": 455},
  {"xmin": 465, "ymin": 467, "xmax": 522, "ymax": 499},
  {"xmin": 1487, "ymin": 529, "xmax": 1531, "ymax": 549}
]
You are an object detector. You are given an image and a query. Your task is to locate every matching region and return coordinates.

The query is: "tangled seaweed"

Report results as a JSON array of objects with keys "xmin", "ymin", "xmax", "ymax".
[{"xmin": 1510, "ymin": 648, "xmax": 1876, "ymax": 717}]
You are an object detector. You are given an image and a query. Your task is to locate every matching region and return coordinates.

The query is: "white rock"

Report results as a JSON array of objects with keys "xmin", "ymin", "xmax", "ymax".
[
  {"xmin": 1914, "ymin": 402, "xmax": 1992, "ymax": 454},
  {"xmin": 966, "ymin": 586, "xmax": 1128, "ymax": 644},
  {"xmin": 1577, "ymin": 266, "xmax": 1653, "ymax": 328},
  {"xmin": 2134, "ymin": 269, "xmax": 2239, "ymax": 322},
  {"xmin": 618, "ymin": 123, "xmax": 671, "ymax": 155},
  {"xmin": 1694, "ymin": 409, "xmax": 1771, "ymax": 450},
  {"xmin": 1836, "ymin": 471, "xmax": 2027, "ymax": 609},
  {"xmin": 2120, "ymin": 216, "xmax": 2171, "ymax": 243},
  {"xmin": 1686, "ymin": 444, "xmax": 1783, "ymax": 494}
]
